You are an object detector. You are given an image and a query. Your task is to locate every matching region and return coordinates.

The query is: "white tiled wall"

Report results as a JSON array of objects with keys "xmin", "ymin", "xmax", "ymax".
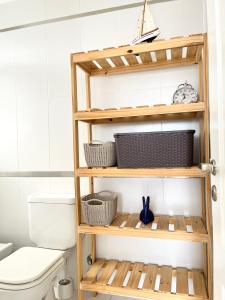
[{"xmin": 0, "ymin": 1, "xmax": 206, "ymax": 300}]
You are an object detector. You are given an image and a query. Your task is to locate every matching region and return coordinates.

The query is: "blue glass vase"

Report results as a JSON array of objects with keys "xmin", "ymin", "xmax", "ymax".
[{"xmin": 140, "ymin": 196, "xmax": 154, "ymax": 225}]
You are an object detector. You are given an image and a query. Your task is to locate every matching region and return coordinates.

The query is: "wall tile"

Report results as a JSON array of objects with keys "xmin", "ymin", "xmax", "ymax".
[
  {"xmin": 49, "ymin": 178, "xmax": 74, "ymax": 193},
  {"xmin": 94, "ymin": 178, "xmax": 164, "ymax": 214},
  {"xmin": 45, "ymin": 0, "xmax": 79, "ymax": 20},
  {"xmin": 0, "ymin": 178, "xmax": 50, "ymax": 249},
  {"xmin": 0, "ymin": 97, "xmax": 18, "ymax": 171},
  {"xmin": 97, "ymin": 236, "xmax": 203, "ymax": 269},
  {"xmin": 79, "ymin": 0, "xmax": 142, "ymax": 14},
  {"xmin": 49, "ymin": 97, "xmax": 73, "ymax": 170},
  {"xmin": 45, "ymin": 19, "xmax": 81, "ymax": 99},
  {"xmin": 0, "ymin": 0, "xmax": 45, "ymax": 30},
  {"xmin": 0, "ymin": 178, "xmax": 21, "ymax": 246},
  {"xmin": 17, "ymin": 95, "xmax": 50, "ymax": 170}
]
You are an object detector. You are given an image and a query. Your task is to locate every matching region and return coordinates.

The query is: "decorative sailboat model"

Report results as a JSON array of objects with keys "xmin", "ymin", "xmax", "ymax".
[{"xmin": 132, "ymin": 0, "xmax": 160, "ymax": 44}]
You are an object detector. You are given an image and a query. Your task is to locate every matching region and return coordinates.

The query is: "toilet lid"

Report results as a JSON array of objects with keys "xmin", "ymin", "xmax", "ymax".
[{"xmin": 0, "ymin": 247, "xmax": 64, "ymax": 284}]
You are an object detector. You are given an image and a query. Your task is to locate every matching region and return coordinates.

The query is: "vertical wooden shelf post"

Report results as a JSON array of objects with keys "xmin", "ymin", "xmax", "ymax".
[
  {"xmin": 71, "ymin": 58, "xmax": 84, "ymax": 300},
  {"xmin": 85, "ymin": 73, "xmax": 96, "ymax": 264}
]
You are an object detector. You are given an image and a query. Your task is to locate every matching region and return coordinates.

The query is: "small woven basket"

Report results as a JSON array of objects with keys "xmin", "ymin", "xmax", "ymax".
[
  {"xmin": 81, "ymin": 191, "xmax": 117, "ymax": 225},
  {"xmin": 83, "ymin": 141, "xmax": 117, "ymax": 167}
]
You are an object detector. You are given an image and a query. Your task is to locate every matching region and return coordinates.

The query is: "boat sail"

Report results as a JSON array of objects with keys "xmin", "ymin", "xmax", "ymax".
[{"xmin": 132, "ymin": 0, "xmax": 160, "ymax": 44}]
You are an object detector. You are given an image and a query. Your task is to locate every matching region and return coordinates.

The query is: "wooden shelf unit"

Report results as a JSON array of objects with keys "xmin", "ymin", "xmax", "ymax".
[
  {"xmin": 81, "ymin": 259, "xmax": 208, "ymax": 300},
  {"xmin": 79, "ymin": 213, "xmax": 208, "ymax": 243},
  {"xmin": 71, "ymin": 33, "xmax": 213, "ymax": 300}
]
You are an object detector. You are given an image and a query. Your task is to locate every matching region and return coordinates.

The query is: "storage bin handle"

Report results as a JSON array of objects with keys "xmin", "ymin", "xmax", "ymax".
[
  {"xmin": 89, "ymin": 140, "xmax": 104, "ymax": 147},
  {"xmin": 86, "ymin": 199, "xmax": 104, "ymax": 206}
]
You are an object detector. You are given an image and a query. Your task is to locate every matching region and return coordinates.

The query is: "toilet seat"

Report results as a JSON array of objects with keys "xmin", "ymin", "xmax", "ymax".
[{"xmin": 0, "ymin": 247, "xmax": 65, "ymax": 291}]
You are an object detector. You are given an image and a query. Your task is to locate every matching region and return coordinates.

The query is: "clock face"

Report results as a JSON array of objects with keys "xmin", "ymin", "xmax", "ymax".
[
  {"xmin": 173, "ymin": 89, "xmax": 185, "ymax": 103},
  {"xmin": 173, "ymin": 83, "xmax": 198, "ymax": 104},
  {"xmin": 183, "ymin": 89, "xmax": 198, "ymax": 103}
]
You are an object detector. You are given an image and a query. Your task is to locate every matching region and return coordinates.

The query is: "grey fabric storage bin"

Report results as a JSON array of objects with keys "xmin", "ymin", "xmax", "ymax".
[
  {"xmin": 81, "ymin": 191, "xmax": 117, "ymax": 226},
  {"xmin": 114, "ymin": 130, "xmax": 195, "ymax": 168},
  {"xmin": 83, "ymin": 141, "xmax": 116, "ymax": 167}
]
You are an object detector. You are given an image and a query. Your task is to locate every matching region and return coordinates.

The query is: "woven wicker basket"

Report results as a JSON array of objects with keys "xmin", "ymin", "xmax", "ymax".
[
  {"xmin": 114, "ymin": 130, "xmax": 195, "ymax": 168},
  {"xmin": 81, "ymin": 191, "xmax": 117, "ymax": 226},
  {"xmin": 83, "ymin": 141, "xmax": 116, "ymax": 167}
]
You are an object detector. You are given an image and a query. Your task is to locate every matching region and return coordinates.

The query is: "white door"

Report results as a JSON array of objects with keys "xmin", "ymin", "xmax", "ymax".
[{"xmin": 206, "ymin": 0, "xmax": 225, "ymax": 299}]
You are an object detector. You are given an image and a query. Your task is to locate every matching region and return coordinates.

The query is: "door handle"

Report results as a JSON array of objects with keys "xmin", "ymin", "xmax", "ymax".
[
  {"xmin": 199, "ymin": 159, "xmax": 216, "ymax": 175},
  {"xmin": 212, "ymin": 185, "xmax": 217, "ymax": 201}
]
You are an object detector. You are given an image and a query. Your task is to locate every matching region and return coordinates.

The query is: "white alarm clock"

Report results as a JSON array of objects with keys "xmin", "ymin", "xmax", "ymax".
[{"xmin": 173, "ymin": 82, "xmax": 198, "ymax": 104}]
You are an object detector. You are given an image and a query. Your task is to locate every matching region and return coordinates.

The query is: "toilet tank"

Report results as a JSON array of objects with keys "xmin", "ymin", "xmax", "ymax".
[{"xmin": 27, "ymin": 194, "xmax": 76, "ymax": 250}]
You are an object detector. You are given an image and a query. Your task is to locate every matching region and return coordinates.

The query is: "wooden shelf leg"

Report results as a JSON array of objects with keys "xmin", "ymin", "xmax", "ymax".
[
  {"xmin": 86, "ymin": 67, "xmax": 97, "ymax": 298},
  {"xmin": 71, "ymin": 61, "xmax": 85, "ymax": 300},
  {"xmin": 77, "ymin": 232, "xmax": 85, "ymax": 300}
]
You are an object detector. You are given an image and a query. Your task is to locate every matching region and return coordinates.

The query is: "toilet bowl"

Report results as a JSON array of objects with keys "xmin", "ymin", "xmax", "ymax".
[
  {"xmin": 0, "ymin": 247, "xmax": 66, "ymax": 300},
  {"xmin": 0, "ymin": 243, "xmax": 13, "ymax": 260},
  {"xmin": 0, "ymin": 194, "xmax": 76, "ymax": 300}
]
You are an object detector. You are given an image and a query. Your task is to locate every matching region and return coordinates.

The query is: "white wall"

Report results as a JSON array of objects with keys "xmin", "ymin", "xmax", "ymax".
[
  {"xmin": 0, "ymin": 0, "xmax": 206, "ymax": 299},
  {"xmin": 0, "ymin": 0, "xmax": 145, "ymax": 30}
]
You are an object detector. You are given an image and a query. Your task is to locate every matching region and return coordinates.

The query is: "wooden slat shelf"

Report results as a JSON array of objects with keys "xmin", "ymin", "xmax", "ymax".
[
  {"xmin": 79, "ymin": 214, "xmax": 208, "ymax": 243},
  {"xmin": 74, "ymin": 103, "xmax": 205, "ymax": 124},
  {"xmin": 71, "ymin": 35, "xmax": 204, "ymax": 76},
  {"xmin": 76, "ymin": 166, "xmax": 207, "ymax": 178},
  {"xmin": 81, "ymin": 259, "xmax": 208, "ymax": 300}
]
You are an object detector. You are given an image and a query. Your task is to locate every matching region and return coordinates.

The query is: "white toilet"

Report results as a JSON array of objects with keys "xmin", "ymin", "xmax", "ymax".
[{"xmin": 0, "ymin": 193, "xmax": 76, "ymax": 300}]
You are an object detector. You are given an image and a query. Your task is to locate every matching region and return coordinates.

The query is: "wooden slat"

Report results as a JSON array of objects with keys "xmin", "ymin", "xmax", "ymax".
[
  {"xmin": 157, "ymin": 215, "xmax": 169, "ymax": 231},
  {"xmin": 120, "ymin": 106, "xmax": 133, "ymax": 110},
  {"xmin": 176, "ymin": 267, "xmax": 188, "ymax": 294},
  {"xmin": 176, "ymin": 216, "xmax": 187, "ymax": 231},
  {"xmin": 171, "ymin": 47, "xmax": 182, "ymax": 59},
  {"xmin": 191, "ymin": 217, "xmax": 207, "ymax": 234},
  {"xmin": 83, "ymin": 259, "xmax": 105, "ymax": 283},
  {"xmin": 110, "ymin": 56, "xmax": 124, "ymax": 67},
  {"xmin": 159, "ymin": 266, "xmax": 172, "ymax": 293},
  {"xmin": 90, "ymin": 108, "xmax": 102, "ymax": 112},
  {"xmin": 187, "ymin": 46, "xmax": 197, "ymax": 58},
  {"xmin": 97, "ymin": 260, "xmax": 118, "ymax": 285},
  {"xmin": 139, "ymin": 52, "xmax": 152, "ymax": 63},
  {"xmin": 79, "ymin": 61, "xmax": 98, "ymax": 73},
  {"xmin": 104, "ymin": 107, "xmax": 117, "ymax": 111},
  {"xmin": 96, "ymin": 58, "xmax": 111, "ymax": 69},
  {"xmin": 126, "ymin": 214, "xmax": 139, "ymax": 228},
  {"xmin": 156, "ymin": 49, "xmax": 167, "ymax": 62},
  {"xmin": 124, "ymin": 54, "xmax": 138, "ymax": 65},
  {"xmin": 193, "ymin": 270, "xmax": 208, "ymax": 298},
  {"xmin": 195, "ymin": 45, "xmax": 203, "ymax": 62},
  {"xmin": 112, "ymin": 261, "xmax": 131, "ymax": 287},
  {"xmin": 143, "ymin": 264, "xmax": 158, "ymax": 290},
  {"xmin": 127, "ymin": 262, "xmax": 144, "ymax": 289},
  {"xmin": 111, "ymin": 214, "xmax": 129, "ymax": 227},
  {"xmin": 169, "ymin": 216, "xmax": 177, "ymax": 231}
]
